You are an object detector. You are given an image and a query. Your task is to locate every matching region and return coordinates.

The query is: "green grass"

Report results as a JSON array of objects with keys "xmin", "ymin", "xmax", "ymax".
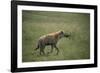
[{"xmin": 22, "ymin": 10, "xmax": 90, "ymax": 62}]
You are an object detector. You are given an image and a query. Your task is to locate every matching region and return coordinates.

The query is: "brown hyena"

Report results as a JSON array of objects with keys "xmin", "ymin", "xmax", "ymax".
[{"xmin": 34, "ymin": 31, "xmax": 70, "ymax": 55}]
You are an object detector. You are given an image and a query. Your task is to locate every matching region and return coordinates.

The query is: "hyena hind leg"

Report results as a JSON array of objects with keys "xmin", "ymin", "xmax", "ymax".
[
  {"xmin": 32, "ymin": 45, "xmax": 39, "ymax": 55},
  {"xmin": 40, "ymin": 48, "xmax": 45, "ymax": 55}
]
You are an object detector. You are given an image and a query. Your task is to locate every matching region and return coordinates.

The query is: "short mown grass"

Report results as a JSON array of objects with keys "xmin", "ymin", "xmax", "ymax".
[{"xmin": 22, "ymin": 10, "xmax": 90, "ymax": 62}]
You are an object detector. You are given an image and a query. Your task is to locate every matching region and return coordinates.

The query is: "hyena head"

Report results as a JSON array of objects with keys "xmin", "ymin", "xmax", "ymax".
[{"xmin": 59, "ymin": 30, "xmax": 70, "ymax": 38}]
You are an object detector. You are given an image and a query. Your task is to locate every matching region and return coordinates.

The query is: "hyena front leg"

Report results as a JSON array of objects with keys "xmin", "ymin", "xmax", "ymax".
[{"xmin": 54, "ymin": 45, "xmax": 59, "ymax": 55}]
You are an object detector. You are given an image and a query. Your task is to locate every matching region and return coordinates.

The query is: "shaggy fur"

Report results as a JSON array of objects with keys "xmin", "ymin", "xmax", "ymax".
[{"xmin": 34, "ymin": 31, "xmax": 70, "ymax": 55}]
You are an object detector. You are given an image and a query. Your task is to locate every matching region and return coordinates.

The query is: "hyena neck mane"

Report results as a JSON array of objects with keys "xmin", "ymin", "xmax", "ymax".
[{"xmin": 47, "ymin": 31, "xmax": 65, "ymax": 41}]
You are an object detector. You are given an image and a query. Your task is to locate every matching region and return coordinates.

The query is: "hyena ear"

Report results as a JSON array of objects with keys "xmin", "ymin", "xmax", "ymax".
[{"xmin": 60, "ymin": 30, "xmax": 64, "ymax": 34}]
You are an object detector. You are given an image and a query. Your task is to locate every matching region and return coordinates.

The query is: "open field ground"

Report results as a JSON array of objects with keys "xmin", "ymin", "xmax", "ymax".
[{"xmin": 22, "ymin": 10, "xmax": 90, "ymax": 62}]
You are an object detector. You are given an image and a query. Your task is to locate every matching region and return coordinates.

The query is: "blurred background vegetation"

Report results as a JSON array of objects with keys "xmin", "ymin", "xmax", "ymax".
[{"xmin": 22, "ymin": 10, "xmax": 90, "ymax": 62}]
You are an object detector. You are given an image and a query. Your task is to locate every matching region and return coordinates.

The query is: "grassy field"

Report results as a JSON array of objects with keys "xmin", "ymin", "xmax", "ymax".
[{"xmin": 22, "ymin": 10, "xmax": 90, "ymax": 62}]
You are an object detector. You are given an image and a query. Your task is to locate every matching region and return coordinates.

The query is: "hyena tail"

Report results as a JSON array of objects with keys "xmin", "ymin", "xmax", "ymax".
[{"xmin": 34, "ymin": 44, "xmax": 39, "ymax": 51}]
